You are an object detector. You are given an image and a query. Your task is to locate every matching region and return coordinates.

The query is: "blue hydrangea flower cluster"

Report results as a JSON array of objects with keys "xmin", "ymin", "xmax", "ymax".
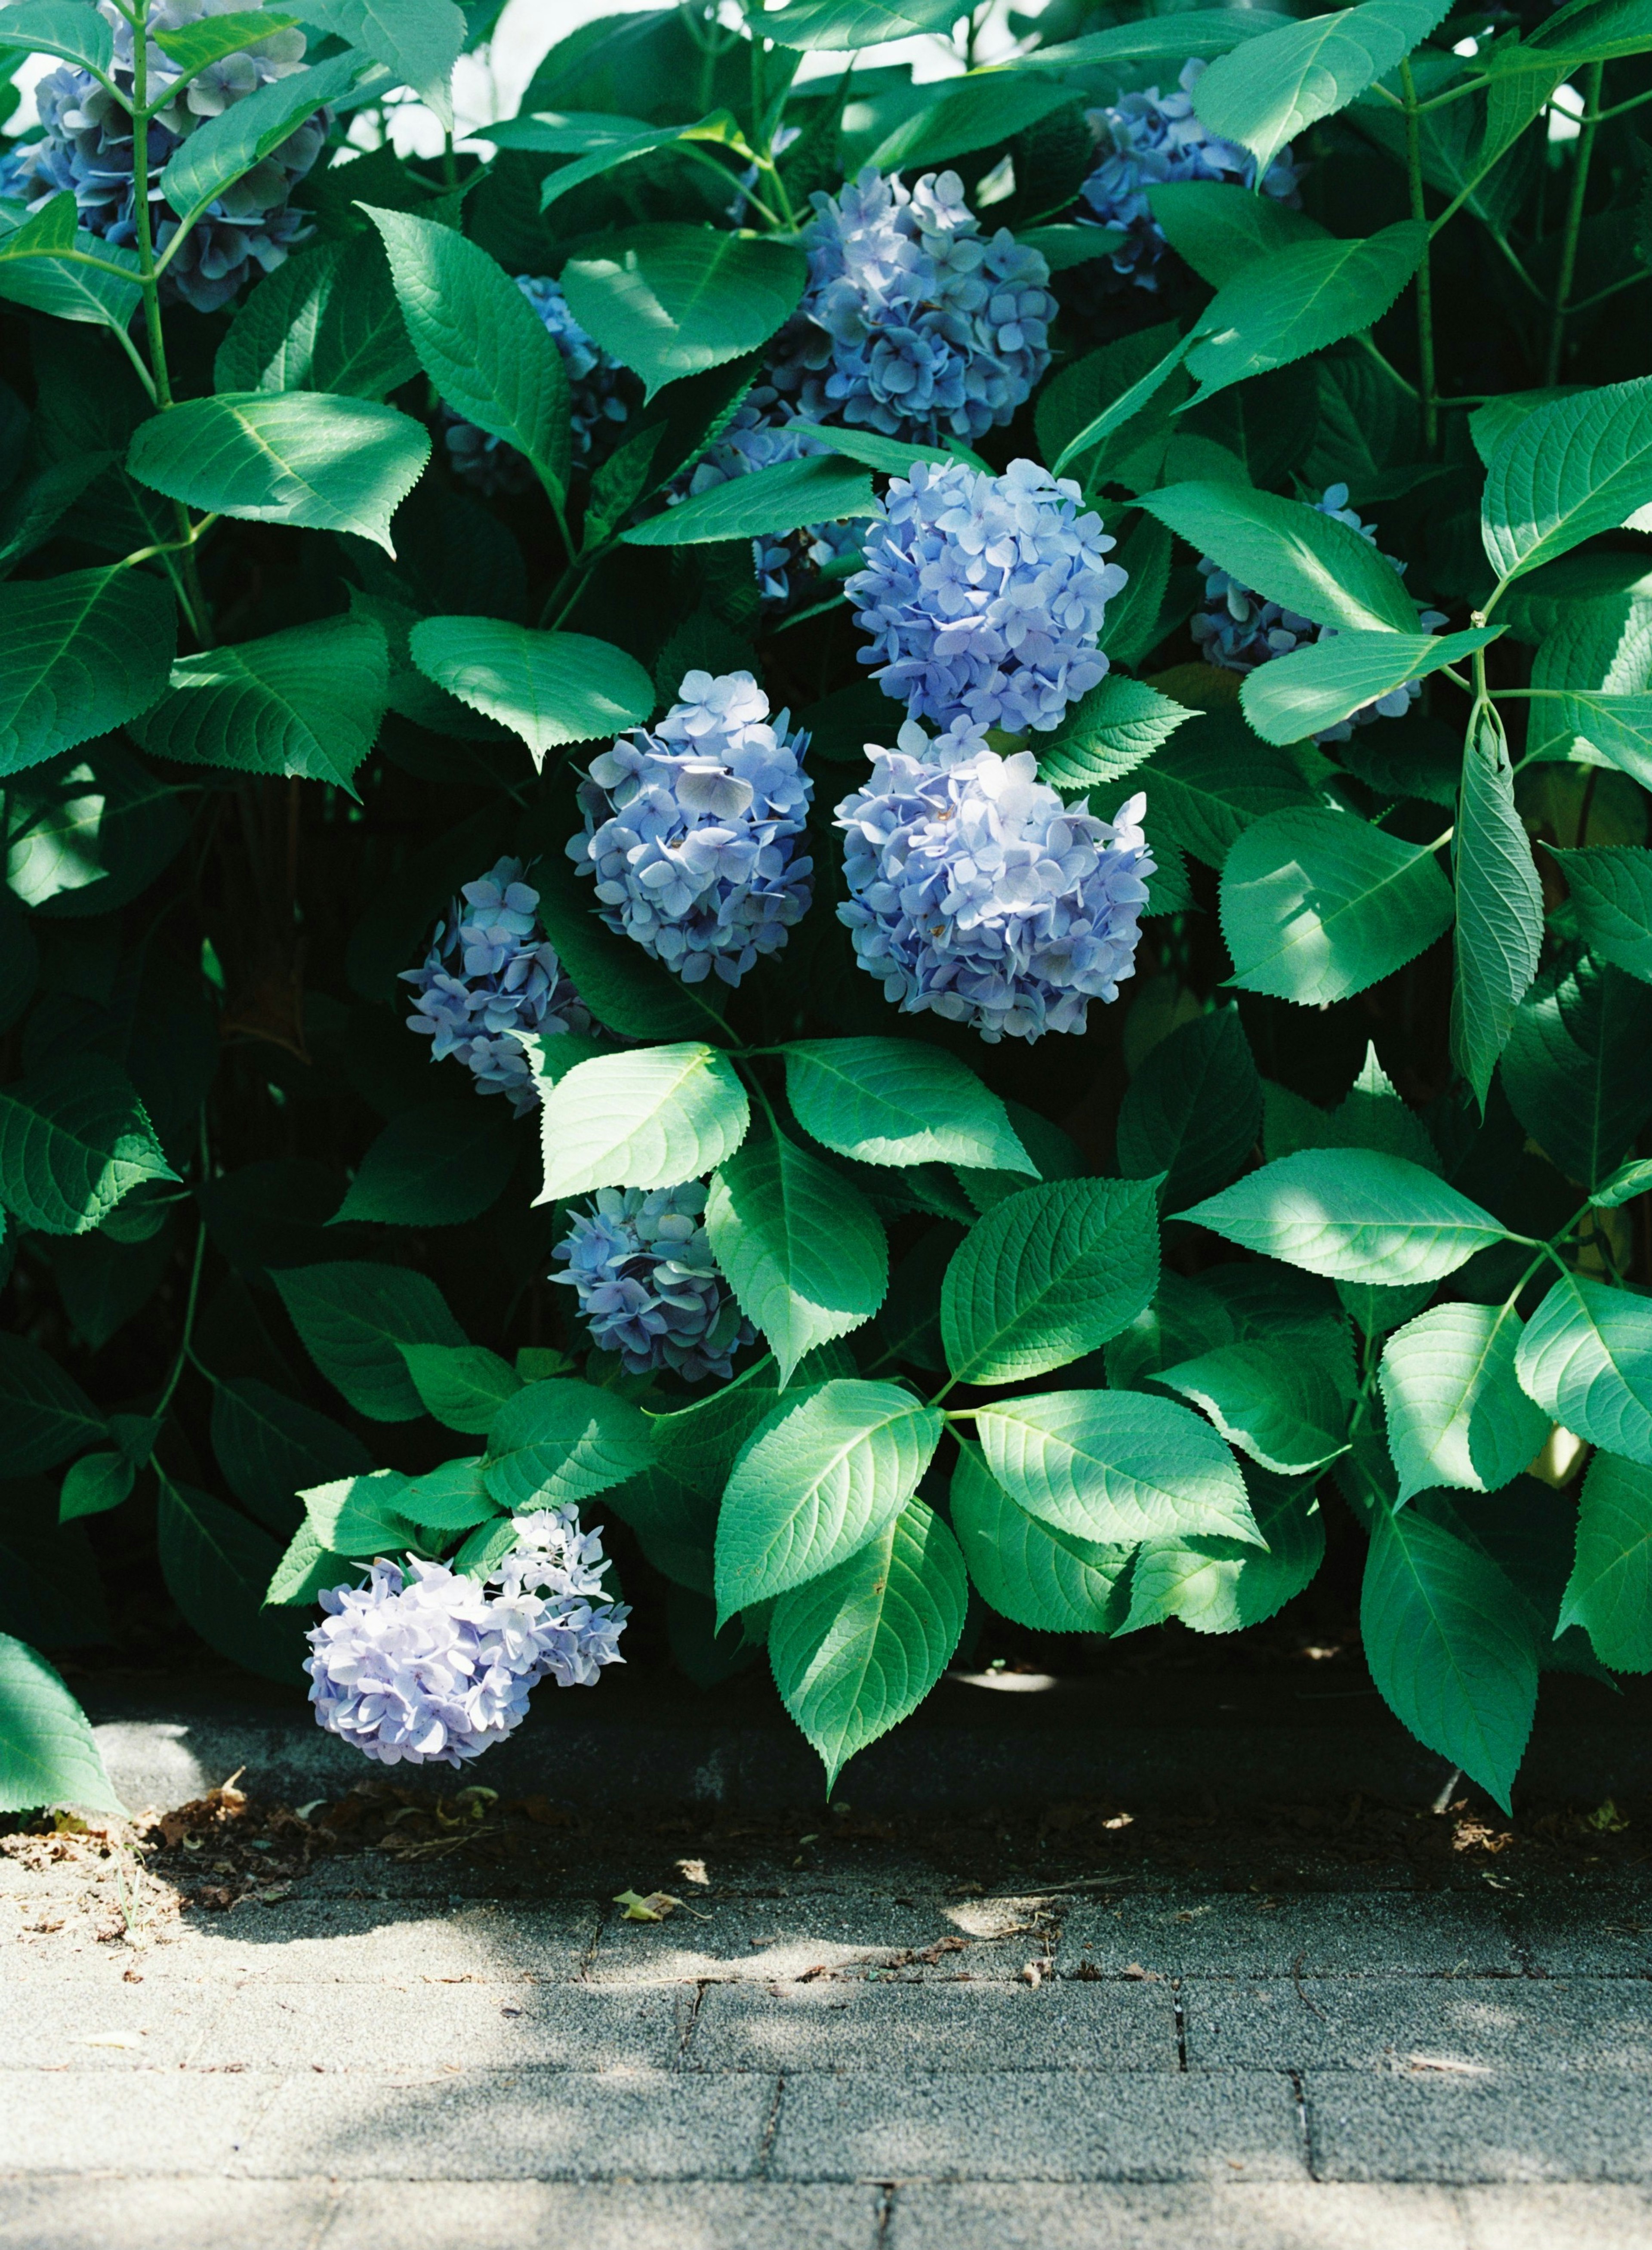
[
  {"xmin": 847, "ymin": 457, "xmax": 1125, "ymax": 736},
  {"xmin": 767, "ymin": 166, "xmax": 1057, "ymax": 443},
  {"xmin": 0, "ymin": 0, "xmax": 325, "ymax": 312},
  {"xmin": 305, "ymin": 1511, "xmax": 628, "ymax": 1769},
  {"xmin": 444, "ymin": 276, "xmax": 635, "ymax": 496},
  {"xmin": 835, "ymin": 716, "xmax": 1156, "ymax": 1042},
  {"xmin": 569, "ymin": 670, "xmax": 813, "ymax": 988},
  {"xmin": 671, "ymin": 402, "xmax": 863, "ymax": 605},
  {"xmin": 402, "ymin": 858, "xmax": 591, "ymax": 1116},
  {"xmin": 552, "ymin": 1182, "xmax": 755, "ymax": 1383},
  {"xmin": 1079, "ymin": 59, "xmax": 1301, "ymax": 290},
  {"xmin": 1193, "ymin": 483, "xmax": 1449, "ymax": 741}
]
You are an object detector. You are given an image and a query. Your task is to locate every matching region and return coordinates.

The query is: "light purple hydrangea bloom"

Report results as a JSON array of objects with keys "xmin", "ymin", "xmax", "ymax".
[
  {"xmin": 669, "ymin": 402, "xmax": 864, "ymax": 605},
  {"xmin": 401, "ymin": 857, "xmax": 591, "ymax": 1116},
  {"xmin": 767, "ymin": 167, "xmax": 1057, "ymax": 443},
  {"xmin": 445, "ymin": 276, "xmax": 634, "ymax": 495},
  {"xmin": 835, "ymin": 716, "xmax": 1156, "ymax": 1042},
  {"xmin": 1079, "ymin": 59, "xmax": 1301, "ymax": 290},
  {"xmin": 1193, "ymin": 483, "xmax": 1449, "ymax": 741},
  {"xmin": 569, "ymin": 671, "xmax": 813, "ymax": 988},
  {"xmin": 305, "ymin": 1511, "xmax": 628, "ymax": 1769},
  {"xmin": 0, "ymin": 0, "xmax": 324, "ymax": 312},
  {"xmin": 552, "ymin": 1181, "xmax": 754, "ymax": 1383},
  {"xmin": 848, "ymin": 457, "xmax": 1126, "ymax": 736}
]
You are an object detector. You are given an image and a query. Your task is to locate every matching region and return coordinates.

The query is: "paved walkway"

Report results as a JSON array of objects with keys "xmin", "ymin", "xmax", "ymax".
[{"xmin": 3, "ymin": 1778, "xmax": 1652, "ymax": 2247}]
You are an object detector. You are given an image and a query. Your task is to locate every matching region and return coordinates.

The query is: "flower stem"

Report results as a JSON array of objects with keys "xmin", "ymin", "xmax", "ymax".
[
  {"xmin": 1545, "ymin": 60, "xmax": 1604, "ymax": 386},
  {"xmin": 1399, "ymin": 59, "xmax": 1437, "ymax": 452}
]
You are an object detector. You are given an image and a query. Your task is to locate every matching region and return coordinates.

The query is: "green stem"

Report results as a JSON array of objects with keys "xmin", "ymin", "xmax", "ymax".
[
  {"xmin": 1354, "ymin": 331, "xmax": 1421, "ymax": 401},
  {"xmin": 1545, "ymin": 59, "xmax": 1604, "ymax": 386},
  {"xmin": 154, "ymin": 1213, "xmax": 207, "ymax": 1420},
  {"xmin": 1399, "ymin": 59, "xmax": 1437, "ymax": 451},
  {"xmin": 1565, "ymin": 268, "xmax": 1652, "ymax": 316}
]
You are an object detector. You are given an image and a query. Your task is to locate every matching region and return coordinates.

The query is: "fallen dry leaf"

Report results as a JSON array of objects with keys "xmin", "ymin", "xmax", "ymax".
[{"xmin": 614, "ymin": 1889, "xmax": 683, "ymax": 1923}]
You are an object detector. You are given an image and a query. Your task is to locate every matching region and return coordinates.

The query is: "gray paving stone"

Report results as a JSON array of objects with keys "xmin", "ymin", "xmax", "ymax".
[
  {"xmin": 888, "ymin": 2182, "xmax": 1470, "ymax": 2250},
  {"xmin": 326, "ymin": 2179, "xmax": 882, "ymax": 2248},
  {"xmin": 691, "ymin": 1978, "xmax": 1177, "ymax": 2072},
  {"xmin": 1459, "ymin": 2185, "xmax": 1652, "ymax": 2248},
  {"xmin": 0, "ymin": 2178, "xmax": 338, "ymax": 2250},
  {"xmin": 586, "ymin": 1892, "xmax": 1033, "ymax": 1985},
  {"xmin": 197, "ymin": 1980, "xmax": 684, "ymax": 2070},
  {"xmin": 1183, "ymin": 1974, "xmax": 1652, "ymax": 2072},
  {"xmin": 0, "ymin": 1980, "xmax": 222, "ymax": 2069},
  {"xmin": 1504, "ymin": 1878, "xmax": 1652, "ymax": 1975},
  {"xmin": 1055, "ymin": 1892, "xmax": 1518, "ymax": 1980},
  {"xmin": 0, "ymin": 2072, "xmax": 277, "ymax": 2174},
  {"xmin": 770, "ymin": 2069, "xmax": 1307, "ymax": 2183},
  {"xmin": 1307, "ymin": 2068, "xmax": 1652, "ymax": 2182}
]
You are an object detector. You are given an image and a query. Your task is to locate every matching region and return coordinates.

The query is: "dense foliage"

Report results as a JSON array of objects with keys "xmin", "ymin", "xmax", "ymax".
[{"xmin": 3, "ymin": 0, "xmax": 1652, "ymax": 1816}]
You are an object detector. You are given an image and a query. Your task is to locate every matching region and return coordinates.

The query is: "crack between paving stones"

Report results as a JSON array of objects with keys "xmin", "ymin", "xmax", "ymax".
[
  {"xmin": 675, "ymin": 1978, "xmax": 710, "ymax": 2067},
  {"xmin": 300, "ymin": 2180, "xmax": 347, "ymax": 2250},
  {"xmin": 577, "ymin": 1903, "xmax": 608, "ymax": 1980},
  {"xmin": 1287, "ymin": 2067, "xmax": 1318, "ymax": 2182},
  {"xmin": 1172, "ymin": 1979, "xmax": 1188, "ymax": 2071},
  {"xmin": 755, "ymin": 2072, "xmax": 785, "ymax": 2180}
]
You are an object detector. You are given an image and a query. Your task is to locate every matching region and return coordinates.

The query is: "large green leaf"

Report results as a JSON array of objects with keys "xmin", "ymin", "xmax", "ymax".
[
  {"xmin": 302, "ymin": 0, "xmax": 464, "ymax": 123},
  {"xmin": 1179, "ymin": 1147, "xmax": 1507, "ymax": 1284},
  {"xmin": 152, "ymin": 9, "xmax": 300, "ymax": 74},
  {"xmin": 940, "ymin": 1175, "xmax": 1160, "ymax": 1387},
  {"xmin": 0, "ymin": 566, "xmax": 174, "ymax": 779},
  {"xmin": 0, "ymin": 191, "xmax": 141, "ymax": 331},
  {"xmin": 271, "ymin": 1261, "xmax": 467, "ymax": 1421},
  {"xmin": 1451, "ymin": 709, "xmax": 1543, "ymax": 1106},
  {"xmin": 1037, "ymin": 673, "xmax": 1195, "ymax": 796},
  {"xmin": 748, "ymin": 0, "xmax": 968, "ymax": 48},
  {"xmin": 481, "ymin": 1378, "xmax": 653, "ymax": 1512},
  {"xmin": 1193, "ymin": 0, "xmax": 1451, "ymax": 177},
  {"xmin": 559, "ymin": 226, "xmax": 805, "ymax": 399},
  {"xmin": 1502, "ymin": 960, "xmax": 1652, "ymax": 1186},
  {"xmin": 535, "ymin": 1042, "xmax": 749, "ymax": 1199},
  {"xmin": 0, "ymin": 1057, "xmax": 175, "ymax": 1235},
  {"xmin": 1552, "ymin": 846, "xmax": 1652, "ymax": 981},
  {"xmin": 713, "ymin": 1377, "xmax": 943, "ymax": 1622},
  {"xmin": 1122, "ymin": 1467, "xmax": 1325, "ymax": 1635},
  {"xmin": 781, "ymin": 1038, "xmax": 1032, "ymax": 1173},
  {"xmin": 485, "ymin": 109, "xmax": 739, "ymax": 209},
  {"xmin": 1239, "ymin": 627, "xmax": 1497, "ymax": 746},
  {"xmin": 333, "ymin": 1099, "xmax": 519, "ymax": 1227},
  {"xmin": 1138, "ymin": 480, "xmax": 1420, "ymax": 634},
  {"xmin": 131, "ymin": 614, "xmax": 388, "ymax": 792},
  {"xmin": 1138, "ymin": 713, "xmax": 1316, "ymax": 866},
  {"xmin": 524, "ymin": 864, "xmax": 728, "ymax": 1048},
  {"xmin": 1515, "ymin": 1270, "xmax": 1652, "ymax": 1466},
  {"xmin": 215, "ymin": 234, "xmax": 418, "ymax": 401},
  {"xmin": 621, "ymin": 454, "xmax": 877, "ymax": 546},
  {"xmin": 1379, "ymin": 1300, "xmax": 1548, "ymax": 1503},
  {"xmin": 158, "ymin": 53, "xmax": 362, "ymax": 235},
  {"xmin": 871, "ymin": 71, "xmax": 1079, "ymax": 170},
  {"xmin": 1115, "ymin": 1007, "xmax": 1261, "ymax": 1207},
  {"xmin": 126, "ymin": 392, "xmax": 429, "ymax": 554},
  {"xmin": 397, "ymin": 1342, "xmax": 522, "ymax": 1436},
  {"xmin": 1482, "ymin": 377, "xmax": 1652, "ymax": 590},
  {"xmin": 210, "ymin": 1377, "xmax": 373, "ymax": 1538},
  {"xmin": 706, "ymin": 1124, "xmax": 888, "ymax": 1388},
  {"xmin": 157, "ymin": 1479, "xmax": 311, "ymax": 1687},
  {"xmin": 1148, "ymin": 181, "xmax": 1329, "ymax": 288},
  {"xmin": 975, "ymin": 1388, "xmax": 1260, "ymax": 1546},
  {"xmin": 1558, "ymin": 1449, "xmax": 1652, "ymax": 1672},
  {"xmin": 0, "ymin": 1333, "xmax": 106, "ymax": 1474},
  {"xmin": 949, "ymin": 1444, "xmax": 1133, "ymax": 1633},
  {"xmin": 0, "ymin": 1633, "xmax": 122, "ymax": 1814},
  {"xmin": 0, "ymin": 3, "xmax": 114, "ymax": 79},
  {"xmin": 1220, "ymin": 806, "xmax": 1454, "ymax": 1005},
  {"xmin": 1156, "ymin": 1334, "xmax": 1353, "ymax": 1475},
  {"xmin": 1184, "ymin": 222, "xmax": 1428, "ymax": 407},
  {"xmin": 769, "ymin": 1496, "xmax": 967, "ymax": 1791},
  {"xmin": 408, "ymin": 617, "xmax": 653, "ymax": 765},
  {"xmin": 1528, "ymin": 690, "xmax": 1652, "ymax": 793}
]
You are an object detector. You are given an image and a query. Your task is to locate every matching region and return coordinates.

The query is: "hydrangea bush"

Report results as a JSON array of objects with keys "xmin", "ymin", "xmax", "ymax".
[{"xmin": 3, "ymin": 0, "xmax": 1652, "ymax": 1819}]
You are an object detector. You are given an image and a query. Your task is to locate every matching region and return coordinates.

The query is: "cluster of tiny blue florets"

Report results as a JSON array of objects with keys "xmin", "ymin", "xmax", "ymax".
[
  {"xmin": 569, "ymin": 671, "xmax": 813, "ymax": 989},
  {"xmin": 670, "ymin": 403, "xmax": 864, "ymax": 605},
  {"xmin": 445, "ymin": 276, "xmax": 635, "ymax": 495},
  {"xmin": 836, "ymin": 718, "xmax": 1155, "ymax": 1043},
  {"xmin": 0, "ymin": 0, "xmax": 325, "ymax": 312},
  {"xmin": 306, "ymin": 1509, "xmax": 628, "ymax": 1769},
  {"xmin": 1079, "ymin": 58, "xmax": 1301, "ymax": 289},
  {"xmin": 553, "ymin": 1182, "xmax": 755, "ymax": 1383},
  {"xmin": 401, "ymin": 858, "xmax": 591, "ymax": 1116},
  {"xmin": 848, "ymin": 457, "xmax": 1125, "ymax": 736}
]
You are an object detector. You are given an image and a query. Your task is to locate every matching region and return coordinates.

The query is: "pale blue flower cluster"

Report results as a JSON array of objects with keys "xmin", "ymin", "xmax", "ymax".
[
  {"xmin": 848, "ymin": 457, "xmax": 1125, "ymax": 736},
  {"xmin": 1193, "ymin": 483, "xmax": 1448, "ymax": 741},
  {"xmin": 767, "ymin": 167, "xmax": 1057, "ymax": 443},
  {"xmin": 553, "ymin": 1182, "xmax": 754, "ymax": 1383},
  {"xmin": 305, "ymin": 1510, "xmax": 628, "ymax": 1769},
  {"xmin": 671, "ymin": 404, "xmax": 862, "ymax": 606},
  {"xmin": 0, "ymin": 0, "xmax": 324, "ymax": 312},
  {"xmin": 569, "ymin": 671, "xmax": 813, "ymax": 988},
  {"xmin": 1079, "ymin": 59, "xmax": 1301, "ymax": 289},
  {"xmin": 835, "ymin": 717, "xmax": 1156, "ymax": 1042},
  {"xmin": 402, "ymin": 858, "xmax": 591, "ymax": 1116},
  {"xmin": 444, "ymin": 276, "xmax": 634, "ymax": 496}
]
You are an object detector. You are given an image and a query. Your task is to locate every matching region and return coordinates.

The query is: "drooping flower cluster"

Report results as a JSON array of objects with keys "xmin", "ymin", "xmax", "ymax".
[
  {"xmin": 305, "ymin": 1509, "xmax": 628, "ymax": 1769},
  {"xmin": 569, "ymin": 670, "xmax": 813, "ymax": 988},
  {"xmin": 444, "ymin": 276, "xmax": 635, "ymax": 496},
  {"xmin": 671, "ymin": 403, "xmax": 863, "ymax": 606},
  {"xmin": 848, "ymin": 458, "xmax": 1125, "ymax": 736},
  {"xmin": 767, "ymin": 167, "xmax": 1057, "ymax": 443},
  {"xmin": 1193, "ymin": 483, "xmax": 1448, "ymax": 741},
  {"xmin": 1078, "ymin": 59, "xmax": 1301, "ymax": 290},
  {"xmin": 553, "ymin": 1181, "xmax": 754, "ymax": 1383},
  {"xmin": 402, "ymin": 858, "xmax": 591, "ymax": 1116},
  {"xmin": 0, "ymin": 0, "xmax": 326, "ymax": 312},
  {"xmin": 835, "ymin": 717, "xmax": 1155, "ymax": 1042}
]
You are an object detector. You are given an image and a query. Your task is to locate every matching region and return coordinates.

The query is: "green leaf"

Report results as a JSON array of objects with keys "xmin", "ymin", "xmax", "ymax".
[
  {"xmin": 408, "ymin": 616, "xmax": 653, "ymax": 765},
  {"xmin": 215, "ymin": 234, "xmax": 419, "ymax": 401},
  {"xmin": 1139, "ymin": 711, "xmax": 1316, "ymax": 866},
  {"xmin": 941, "ymin": 1175, "xmax": 1160, "ymax": 1387},
  {"xmin": 0, "ymin": 1334, "xmax": 106, "ymax": 1474},
  {"xmin": 1558, "ymin": 1449, "xmax": 1652, "ymax": 1672},
  {"xmin": 870, "ymin": 71, "xmax": 1077, "ymax": 171},
  {"xmin": 525, "ymin": 859, "xmax": 729, "ymax": 1048},
  {"xmin": 1098, "ymin": 515, "xmax": 1173, "ymax": 668},
  {"xmin": 1147, "ymin": 180, "xmax": 1329, "ymax": 289},
  {"xmin": 1239, "ymin": 627, "xmax": 1498, "ymax": 747},
  {"xmin": 713, "ymin": 1377, "xmax": 944, "ymax": 1621},
  {"xmin": 364, "ymin": 207, "xmax": 572, "ymax": 499},
  {"xmin": 535, "ymin": 1042, "xmax": 749, "ymax": 1200},
  {"xmin": 480, "ymin": 1377, "xmax": 653, "ymax": 1512},
  {"xmin": 1138, "ymin": 479, "xmax": 1420, "ymax": 635},
  {"xmin": 1036, "ymin": 674, "xmax": 1194, "ymax": 796},
  {"xmin": 0, "ymin": 191, "xmax": 141, "ymax": 331},
  {"xmin": 1156, "ymin": 1334, "xmax": 1353, "ymax": 1474},
  {"xmin": 950, "ymin": 1443, "xmax": 1133, "ymax": 1633},
  {"xmin": 398, "ymin": 1342, "xmax": 522, "ymax": 1435},
  {"xmin": 58, "ymin": 1451, "xmax": 136, "ymax": 1524},
  {"xmin": 1050, "ymin": 331, "xmax": 1195, "ymax": 483},
  {"xmin": 400, "ymin": 1454, "xmax": 500, "ymax": 1533},
  {"xmin": 158, "ymin": 53, "xmax": 363, "ymax": 235},
  {"xmin": 621, "ymin": 454, "xmax": 877, "ymax": 546},
  {"xmin": 1379, "ymin": 1301, "xmax": 1549, "ymax": 1503},
  {"xmin": 271, "ymin": 1261, "xmax": 467, "ymax": 1421},
  {"xmin": 157, "ymin": 1478, "xmax": 311, "ymax": 1687},
  {"xmin": 976, "ymin": 1388, "xmax": 1261, "ymax": 1546},
  {"xmin": 807, "ymin": 427, "xmax": 963, "ymax": 478},
  {"xmin": 781, "ymin": 1039, "xmax": 1032, "ymax": 1173},
  {"xmin": 210, "ymin": 1377, "xmax": 373, "ymax": 1537},
  {"xmin": 0, "ymin": 3, "xmax": 114, "ymax": 79},
  {"xmin": 1360, "ymin": 1500, "xmax": 1536, "ymax": 1811},
  {"xmin": 706, "ymin": 1123, "xmax": 888, "ymax": 1388},
  {"xmin": 297, "ymin": 1468, "xmax": 417, "ymax": 1559},
  {"xmin": 1116, "ymin": 1008, "xmax": 1262, "ymax": 1207},
  {"xmin": 1192, "ymin": 0, "xmax": 1451, "ymax": 178},
  {"xmin": 0, "ymin": 566, "xmax": 175, "ymax": 779},
  {"xmin": 1591, "ymin": 1157, "xmax": 1652, "ymax": 1210},
  {"xmin": 1220, "ymin": 806, "xmax": 1454, "ymax": 1005},
  {"xmin": 0, "ymin": 1056, "xmax": 175, "ymax": 1235},
  {"xmin": 1179, "ymin": 1147, "xmax": 1507, "ymax": 1284},
  {"xmin": 265, "ymin": 1519, "xmax": 348, "ymax": 1607},
  {"xmin": 1502, "ymin": 960, "xmax": 1652, "ymax": 1186},
  {"xmin": 126, "ymin": 392, "xmax": 430, "ymax": 555},
  {"xmin": 753, "ymin": 0, "xmax": 970, "ymax": 49},
  {"xmin": 1122, "ymin": 1467, "xmax": 1325, "ymax": 1635},
  {"xmin": 769, "ymin": 1495, "xmax": 967, "ymax": 1791},
  {"xmin": 1528, "ymin": 690, "xmax": 1652, "ymax": 792},
  {"xmin": 302, "ymin": 0, "xmax": 464, "ymax": 123},
  {"xmin": 1515, "ymin": 1270, "xmax": 1652, "ymax": 1467},
  {"xmin": 1451, "ymin": 709, "xmax": 1543, "ymax": 1105},
  {"xmin": 131, "ymin": 614, "xmax": 388, "ymax": 792},
  {"xmin": 1481, "ymin": 376, "xmax": 1652, "ymax": 588},
  {"xmin": 0, "ymin": 1633, "xmax": 122, "ymax": 1813},
  {"xmin": 1184, "ymin": 222, "xmax": 1429, "ymax": 407},
  {"xmin": 152, "ymin": 9, "xmax": 299, "ymax": 73},
  {"xmin": 487, "ymin": 108, "xmax": 739, "ymax": 206},
  {"xmin": 332, "ymin": 1099, "xmax": 518, "ymax": 1227},
  {"xmin": 560, "ymin": 225, "xmax": 805, "ymax": 400}
]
